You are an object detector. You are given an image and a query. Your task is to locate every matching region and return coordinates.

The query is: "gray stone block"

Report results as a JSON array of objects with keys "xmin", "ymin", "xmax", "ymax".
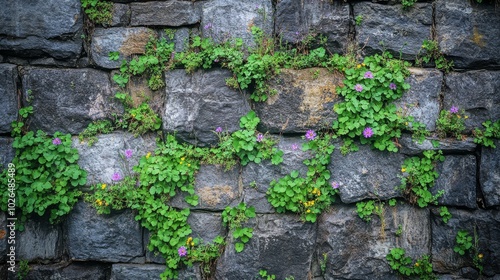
[
  {"xmin": 91, "ymin": 27, "xmax": 154, "ymax": 69},
  {"xmin": 0, "ymin": 0, "xmax": 83, "ymax": 59},
  {"xmin": 436, "ymin": 0, "xmax": 500, "ymax": 69},
  {"xmin": 0, "ymin": 64, "xmax": 18, "ymax": 133},
  {"xmin": 0, "ymin": 138, "xmax": 15, "ymax": 172},
  {"xmin": 275, "ymin": 0, "xmax": 350, "ymax": 54},
  {"xmin": 399, "ymin": 134, "xmax": 477, "ymax": 156},
  {"xmin": 255, "ymin": 68, "xmax": 342, "ymax": 134},
  {"xmin": 111, "ymin": 3, "xmax": 130, "ymax": 27},
  {"xmin": 130, "ymin": 1, "xmax": 200, "ymax": 27},
  {"xmin": 443, "ymin": 70, "xmax": 500, "ymax": 131},
  {"xmin": 216, "ymin": 214, "xmax": 316, "ymax": 280},
  {"xmin": 25, "ymin": 262, "xmax": 110, "ymax": 280},
  {"xmin": 110, "ymin": 264, "xmax": 165, "ymax": 280},
  {"xmin": 0, "ymin": 212, "xmax": 6, "ymax": 262},
  {"xmin": 22, "ymin": 67, "xmax": 122, "ymax": 135},
  {"xmin": 354, "ymin": 2, "xmax": 433, "ymax": 60},
  {"xmin": 66, "ymin": 202, "xmax": 144, "ymax": 262},
  {"xmin": 17, "ymin": 216, "xmax": 63, "ymax": 262},
  {"xmin": 318, "ymin": 203, "xmax": 430, "ymax": 279},
  {"xmin": 481, "ymin": 140, "xmax": 500, "ymax": 207},
  {"xmin": 163, "ymin": 69, "xmax": 251, "ymax": 146}
]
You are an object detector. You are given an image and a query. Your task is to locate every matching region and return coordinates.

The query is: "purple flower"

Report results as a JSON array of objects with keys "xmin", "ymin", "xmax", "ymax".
[
  {"xmin": 204, "ymin": 23, "xmax": 212, "ymax": 30},
  {"xmin": 389, "ymin": 83, "xmax": 397, "ymax": 90},
  {"xmin": 305, "ymin": 130, "xmax": 317, "ymax": 141},
  {"xmin": 354, "ymin": 84, "xmax": 363, "ymax": 92},
  {"xmin": 363, "ymin": 127, "xmax": 374, "ymax": 138},
  {"xmin": 52, "ymin": 138, "xmax": 62, "ymax": 145},
  {"xmin": 295, "ymin": 31, "xmax": 299, "ymax": 36},
  {"xmin": 450, "ymin": 106, "xmax": 459, "ymax": 114},
  {"xmin": 291, "ymin": 143, "xmax": 299, "ymax": 151},
  {"xmin": 215, "ymin": 127, "xmax": 222, "ymax": 133},
  {"xmin": 111, "ymin": 172, "xmax": 122, "ymax": 182},
  {"xmin": 256, "ymin": 133, "xmax": 264, "ymax": 142},
  {"xmin": 124, "ymin": 149, "xmax": 133, "ymax": 159},
  {"xmin": 364, "ymin": 71, "xmax": 374, "ymax": 79},
  {"xmin": 331, "ymin": 182, "xmax": 339, "ymax": 189},
  {"xmin": 178, "ymin": 246, "xmax": 187, "ymax": 257},
  {"xmin": 214, "ymin": 58, "xmax": 219, "ymax": 63}
]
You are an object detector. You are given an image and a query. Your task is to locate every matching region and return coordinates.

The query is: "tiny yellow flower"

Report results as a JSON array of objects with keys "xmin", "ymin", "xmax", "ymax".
[
  {"xmin": 401, "ymin": 168, "xmax": 406, "ymax": 173},
  {"xmin": 181, "ymin": 157, "xmax": 186, "ymax": 161},
  {"xmin": 101, "ymin": 184, "xmax": 107, "ymax": 190},
  {"xmin": 188, "ymin": 163, "xmax": 191, "ymax": 167},
  {"xmin": 357, "ymin": 64, "xmax": 361, "ymax": 69},
  {"xmin": 465, "ymin": 115, "xmax": 469, "ymax": 119},
  {"xmin": 190, "ymin": 242, "xmax": 195, "ymax": 246},
  {"xmin": 306, "ymin": 209, "xmax": 311, "ymax": 213},
  {"xmin": 362, "ymin": 63, "xmax": 366, "ymax": 66},
  {"xmin": 478, "ymin": 253, "xmax": 483, "ymax": 259},
  {"xmin": 405, "ymin": 122, "xmax": 408, "ymax": 126},
  {"xmin": 415, "ymin": 262, "xmax": 419, "ymax": 267},
  {"xmin": 180, "ymin": 161, "xmax": 183, "ymax": 165},
  {"xmin": 457, "ymin": 115, "xmax": 461, "ymax": 119},
  {"xmin": 146, "ymin": 152, "xmax": 151, "ymax": 159}
]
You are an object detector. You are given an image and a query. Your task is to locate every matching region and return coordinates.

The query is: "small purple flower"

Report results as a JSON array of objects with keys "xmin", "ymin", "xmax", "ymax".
[
  {"xmin": 52, "ymin": 138, "xmax": 62, "ymax": 145},
  {"xmin": 178, "ymin": 246, "xmax": 187, "ymax": 257},
  {"xmin": 256, "ymin": 133, "xmax": 264, "ymax": 142},
  {"xmin": 295, "ymin": 31, "xmax": 299, "ymax": 36},
  {"xmin": 124, "ymin": 149, "xmax": 133, "ymax": 159},
  {"xmin": 363, "ymin": 127, "xmax": 374, "ymax": 138},
  {"xmin": 204, "ymin": 23, "xmax": 212, "ymax": 30},
  {"xmin": 354, "ymin": 84, "xmax": 363, "ymax": 92},
  {"xmin": 111, "ymin": 172, "xmax": 122, "ymax": 182},
  {"xmin": 170, "ymin": 52, "xmax": 175, "ymax": 60},
  {"xmin": 389, "ymin": 83, "xmax": 397, "ymax": 90},
  {"xmin": 450, "ymin": 106, "xmax": 459, "ymax": 114},
  {"xmin": 291, "ymin": 143, "xmax": 299, "ymax": 151},
  {"xmin": 364, "ymin": 71, "xmax": 374, "ymax": 79},
  {"xmin": 305, "ymin": 130, "xmax": 317, "ymax": 141},
  {"xmin": 215, "ymin": 127, "xmax": 222, "ymax": 133},
  {"xmin": 214, "ymin": 58, "xmax": 219, "ymax": 63},
  {"xmin": 331, "ymin": 182, "xmax": 339, "ymax": 189}
]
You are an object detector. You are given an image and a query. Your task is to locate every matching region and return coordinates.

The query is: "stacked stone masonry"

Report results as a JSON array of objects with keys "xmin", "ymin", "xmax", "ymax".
[{"xmin": 0, "ymin": 0, "xmax": 499, "ymax": 279}]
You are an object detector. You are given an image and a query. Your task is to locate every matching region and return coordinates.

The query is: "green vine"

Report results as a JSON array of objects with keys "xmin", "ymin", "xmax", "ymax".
[{"xmin": 386, "ymin": 248, "xmax": 436, "ymax": 280}]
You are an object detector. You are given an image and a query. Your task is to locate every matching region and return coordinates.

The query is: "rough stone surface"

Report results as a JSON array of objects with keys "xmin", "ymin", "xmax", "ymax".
[
  {"xmin": 91, "ymin": 27, "xmax": 153, "ymax": 69},
  {"xmin": 169, "ymin": 165, "xmax": 241, "ymax": 210},
  {"xmin": 24, "ymin": 262, "xmax": 110, "ymax": 280},
  {"xmin": 354, "ymin": 2, "xmax": 433, "ymax": 60},
  {"xmin": 17, "ymin": 216, "xmax": 63, "ymax": 262},
  {"xmin": 443, "ymin": 70, "xmax": 500, "ymax": 131},
  {"xmin": 0, "ymin": 64, "xmax": 18, "ymax": 133},
  {"xmin": 22, "ymin": 68, "xmax": 121, "ymax": 135},
  {"xmin": 317, "ymin": 203, "xmax": 430, "ymax": 279},
  {"xmin": 110, "ymin": 264, "xmax": 165, "ymax": 280},
  {"xmin": 111, "ymin": 3, "xmax": 130, "ymax": 27},
  {"xmin": 74, "ymin": 132, "xmax": 156, "ymax": 185},
  {"xmin": 130, "ymin": 1, "xmax": 200, "ymax": 27},
  {"xmin": 255, "ymin": 68, "xmax": 343, "ymax": 133},
  {"xmin": 216, "ymin": 214, "xmax": 316, "ymax": 280},
  {"xmin": 329, "ymin": 144, "xmax": 405, "ymax": 203},
  {"xmin": 163, "ymin": 69, "xmax": 251, "ymax": 146},
  {"xmin": 436, "ymin": 0, "xmax": 500, "ymax": 69},
  {"xmin": 0, "ymin": 0, "xmax": 83, "ymax": 59},
  {"xmin": 65, "ymin": 202, "xmax": 144, "ymax": 262},
  {"xmin": 201, "ymin": 0, "xmax": 273, "ymax": 46},
  {"xmin": 481, "ymin": 140, "xmax": 500, "ymax": 207},
  {"xmin": 399, "ymin": 134, "xmax": 477, "ymax": 156},
  {"xmin": 0, "ymin": 138, "xmax": 15, "ymax": 172},
  {"xmin": 158, "ymin": 27, "xmax": 191, "ymax": 53},
  {"xmin": 433, "ymin": 155, "xmax": 477, "ymax": 209},
  {"xmin": 432, "ymin": 208, "xmax": 500, "ymax": 276},
  {"xmin": 275, "ymin": 0, "xmax": 350, "ymax": 54},
  {"xmin": 395, "ymin": 68, "xmax": 442, "ymax": 131}
]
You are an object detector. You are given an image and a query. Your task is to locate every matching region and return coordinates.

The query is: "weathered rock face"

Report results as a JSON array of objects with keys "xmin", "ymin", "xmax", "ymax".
[
  {"xmin": 130, "ymin": 1, "xmax": 201, "ymax": 27},
  {"xmin": 110, "ymin": 264, "xmax": 165, "ymax": 280},
  {"xmin": 17, "ymin": 217, "xmax": 63, "ymax": 262},
  {"xmin": 399, "ymin": 134, "xmax": 477, "ymax": 156},
  {"xmin": 443, "ymin": 70, "xmax": 500, "ymax": 131},
  {"xmin": 201, "ymin": 0, "xmax": 273, "ymax": 46},
  {"xmin": 317, "ymin": 203, "xmax": 430, "ymax": 279},
  {"xmin": 0, "ymin": 138, "xmax": 15, "ymax": 172},
  {"xmin": 0, "ymin": 0, "xmax": 83, "ymax": 59},
  {"xmin": 91, "ymin": 27, "xmax": 154, "ymax": 69},
  {"xmin": 163, "ymin": 69, "xmax": 251, "ymax": 146},
  {"xmin": 22, "ymin": 68, "xmax": 122, "ymax": 135},
  {"xmin": 481, "ymin": 140, "xmax": 500, "ymax": 207},
  {"xmin": 24, "ymin": 262, "xmax": 110, "ymax": 280},
  {"xmin": 65, "ymin": 202, "xmax": 144, "ymax": 262},
  {"xmin": 275, "ymin": 0, "xmax": 350, "ymax": 54},
  {"xmin": 255, "ymin": 68, "xmax": 342, "ymax": 134},
  {"xmin": 216, "ymin": 214, "xmax": 316, "ymax": 280},
  {"xmin": 110, "ymin": 3, "xmax": 130, "ymax": 27},
  {"xmin": 436, "ymin": 0, "xmax": 500, "ymax": 69},
  {"xmin": 353, "ymin": 2, "xmax": 433, "ymax": 60},
  {"xmin": 0, "ymin": 64, "xmax": 18, "ymax": 133}
]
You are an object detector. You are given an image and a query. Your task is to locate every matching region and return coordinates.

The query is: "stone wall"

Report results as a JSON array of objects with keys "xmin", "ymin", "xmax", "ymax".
[{"xmin": 1, "ymin": 0, "xmax": 500, "ymax": 279}]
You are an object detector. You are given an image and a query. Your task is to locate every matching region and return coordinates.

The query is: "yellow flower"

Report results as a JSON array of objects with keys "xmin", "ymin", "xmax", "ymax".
[
  {"xmin": 401, "ymin": 168, "xmax": 406, "ymax": 173},
  {"xmin": 465, "ymin": 115, "xmax": 469, "ymax": 119},
  {"xmin": 181, "ymin": 157, "xmax": 186, "ymax": 161},
  {"xmin": 190, "ymin": 242, "xmax": 195, "ymax": 246},
  {"xmin": 188, "ymin": 163, "xmax": 191, "ymax": 167},
  {"xmin": 357, "ymin": 64, "xmax": 361, "ymax": 69},
  {"xmin": 101, "ymin": 184, "xmax": 107, "ymax": 190},
  {"xmin": 187, "ymin": 237, "xmax": 193, "ymax": 245},
  {"xmin": 306, "ymin": 209, "xmax": 311, "ymax": 213},
  {"xmin": 362, "ymin": 63, "xmax": 366, "ymax": 66},
  {"xmin": 405, "ymin": 122, "xmax": 408, "ymax": 126},
  {"xmin": 146, "ymin": 152, "xmax": 151, "ymax": 159},
  {"xmin": 457, "ymin": 115, "xmax": 461, "ymax": 119},
  {"xmin": 180, "ymin": 161, "xmax": 183, "ymax": 165},
  {"xmin": 478, "ymin": 253, "xmax": 483, "ymax": 259},
  {"xmin": 96, "ymin": 199, "xmax": 102, "ymax": 206},
  {"xmin": 415, "ymin": 262, "xmax": 419, "ymax": 267}
]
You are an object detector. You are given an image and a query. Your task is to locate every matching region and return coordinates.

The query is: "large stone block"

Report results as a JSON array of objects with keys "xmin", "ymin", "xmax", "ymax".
[
  {"xmin": 65, "ymin": 202, "xmax": 144, "ymax": 262},
  {"xmin": 110, "ymin": 3, "xmax": 130, "ymax": 27},
  {"xmin": 91, "ymin": 27, "xmax": 154, "ymax": 69},
  {"xmin": 0, "ymin": 138, "xmax": 15, "ymax": 172},
  {"xmin": 353, "ymin": 2, "xmax": 433, "ymax": 60},
  {"xmin": 481, "ymin": 140, "xmax": 500, "ymax": 207},
  {"xmin": 0, "ymin": 64, "xmax": 18, "ymax": 133},
  {"xmin": 317, "ymin": 203, "xmax": 430, "ymax": 279},
  {"xmin": 163, "ymin": 69, "xmax": 251, "ymax": 146},
  {"xmin": 436, "ymin": 0, "xmax": 500, "ymax": 69},
  {"xmin": 328, "ymin": 144, "xmax": 405, "ymax": 203},
  {"xmin": 399, "ymin": 134, "xmax": 477, "ymax": 156},
  {"xmin": 110, "ymin": 264, "xmax": 165, "ymax": 280},
  {"xmin": 130, "ymin": 1, "xmax": 200, "ymax": 27},
  {"xmin": 275, "ymin": 0, "xmax": 349, "ymax": 54},
  {"xmin": 432, "ymin": 208, "xmax": 500, "ymax": 276},
  {"xmin": 443, "ymin": 71, "xmax": 500, "ymax": 131},
  {"xmin": 201, "ymin": 0, "xmax": 273, "ymax": 46},
  {"xmin": 255, "ymin": 68, "xmax": 342, "ymax": 134},
  {"xmin": 74, "ymin": 132, "xmax": 156, "ymax": 186},
  {"xmin": 0, "ymin": 0, "xmax": 83, "ymax": 59},
  {"xmin": 395, "ymin": 68, "xmax": 442, "ymax": 131},
  {"xmin": 22, "ymin": 68, "xmax": 121, "ymax": 135},
  {"xmin": 17, "ymin": 216, "xmax": 63, "ymax": 262},
  {"xmin": 24, "ymin": 262, "xmax": 110, "ymax": 280},
  {"xmin": 216, "ymin": 214, "xmax": 316, "ymax": 280},
  {"xmin": 433, "ymin": 155, "xmax": 477, "ymax": 209}
]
